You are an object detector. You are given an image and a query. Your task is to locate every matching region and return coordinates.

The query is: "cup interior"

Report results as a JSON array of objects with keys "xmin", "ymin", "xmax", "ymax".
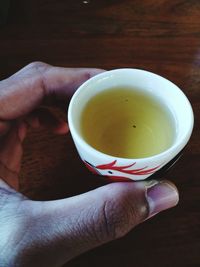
[{"xmin": 68, "ymin": 69, "xmax": 194, "ymax": 160}]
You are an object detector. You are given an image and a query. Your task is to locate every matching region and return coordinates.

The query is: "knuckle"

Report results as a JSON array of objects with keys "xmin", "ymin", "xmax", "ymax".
[
  {"xmin": 97, "ymin": 199, "xmax": 133, "ymax": 241},
  {"xmin": 98, "ymin": 194, "xmax": 149, "ymax": 241},
  {"xmin": 24, "ymin": 62, "xmax": 51, "ymax": 80},
  {"xmin": 23, "ymin": 62, "xmax": 52, "ymax": 95},
  {"xmin": 26, "ymin": 61, "xmax": 50, "ymax": 70},
  {"xmin": 72, "ymin": 200, "xmax": 128, "ymax": 244},
  {"xmin": 101, "ymin": 199, "xmax": 124, "ymax": 240}
]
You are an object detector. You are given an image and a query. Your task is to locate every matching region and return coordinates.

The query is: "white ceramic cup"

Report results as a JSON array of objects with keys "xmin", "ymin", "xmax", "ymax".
[{"xmin": 68, "ymin": 69, "xmax": 194, "ymax": 181}]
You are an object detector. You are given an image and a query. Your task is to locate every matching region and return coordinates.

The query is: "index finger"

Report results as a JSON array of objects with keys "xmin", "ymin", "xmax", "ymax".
[{"xmin": 0, "ymin": 62, "xmax": 105, "ymax": 120}]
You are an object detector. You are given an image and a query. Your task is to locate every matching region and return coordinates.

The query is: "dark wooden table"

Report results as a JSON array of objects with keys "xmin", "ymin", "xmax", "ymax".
[{"xmin": 0, "ymin": 1, "xmax": 200, "ymax": 266}]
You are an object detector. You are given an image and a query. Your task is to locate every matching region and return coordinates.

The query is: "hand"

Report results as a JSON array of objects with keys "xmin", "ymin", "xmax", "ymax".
[{"xmin": 0, "ymin": 62, "xmax": 179, "ymax": 267}]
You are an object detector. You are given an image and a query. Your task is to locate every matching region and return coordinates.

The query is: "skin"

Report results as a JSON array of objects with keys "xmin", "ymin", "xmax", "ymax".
[{"xmin": 0, "ymin": 62, "xmax": 179, "ymax": 267}]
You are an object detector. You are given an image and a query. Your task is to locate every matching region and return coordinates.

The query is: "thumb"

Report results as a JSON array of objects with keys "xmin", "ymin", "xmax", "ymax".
[{"xmin": 27, "ymin": 180, "xmax": 178, "ymax": 266}]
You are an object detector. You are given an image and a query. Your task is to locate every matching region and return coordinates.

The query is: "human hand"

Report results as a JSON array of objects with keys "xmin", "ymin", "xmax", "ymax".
[{"xmin": 0, "ymin": 62, "xmax": 179, "ymax": 267}]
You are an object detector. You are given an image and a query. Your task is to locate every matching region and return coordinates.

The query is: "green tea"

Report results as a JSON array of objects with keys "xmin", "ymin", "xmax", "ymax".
[{"xmin": 80, "ymin": 87, "xmax": 175, "ymax": 158}]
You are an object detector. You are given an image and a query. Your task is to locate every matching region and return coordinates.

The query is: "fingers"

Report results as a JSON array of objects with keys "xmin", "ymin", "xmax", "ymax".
[
  {"xmin": 0, "ymin": 62, "xmax": 105, "ymax": 120},
  {"xmin": 29, "ymin": 180, "xmax": 178, "ymax": 265},
  {"xmin": 0, "ymin": 122, "xmax": 27, "ymax": 190},
  {"xmin": 26, "ymin": 107, "xmax": 69, "ymax": 135},
  {"xmin": 0, "ymin": 121, "xmax": 11, "ymax": 137},
  {"xmin": 43, "ymin": 66, "xmax": 105, "ymax": 101}
]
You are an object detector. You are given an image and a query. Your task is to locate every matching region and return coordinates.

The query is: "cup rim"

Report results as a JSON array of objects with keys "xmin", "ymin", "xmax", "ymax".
[{"xmin": 68, "ymin": 68, "xmax": 194, "ymax": 162}]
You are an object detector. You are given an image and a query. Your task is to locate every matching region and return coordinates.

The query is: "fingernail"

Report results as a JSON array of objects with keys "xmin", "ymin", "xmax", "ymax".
[
  {"xmin": 55, "ymin": 122, "xmax": 69, "ymax": 134},
  {"xmin": 146, "ymin": 181, "xmax": 179, "ymax": 218}
]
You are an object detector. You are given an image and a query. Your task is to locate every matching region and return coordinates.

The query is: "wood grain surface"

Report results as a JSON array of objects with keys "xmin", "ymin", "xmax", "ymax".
[{"xmin": 0, "ymin": 1, "xmax": 200, "ymax": 266}]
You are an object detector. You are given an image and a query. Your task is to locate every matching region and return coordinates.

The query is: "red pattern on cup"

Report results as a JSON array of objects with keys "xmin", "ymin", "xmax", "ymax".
[{"xmin": 84, "ymin": 159, "xmax": 160, "ymax": 179}]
